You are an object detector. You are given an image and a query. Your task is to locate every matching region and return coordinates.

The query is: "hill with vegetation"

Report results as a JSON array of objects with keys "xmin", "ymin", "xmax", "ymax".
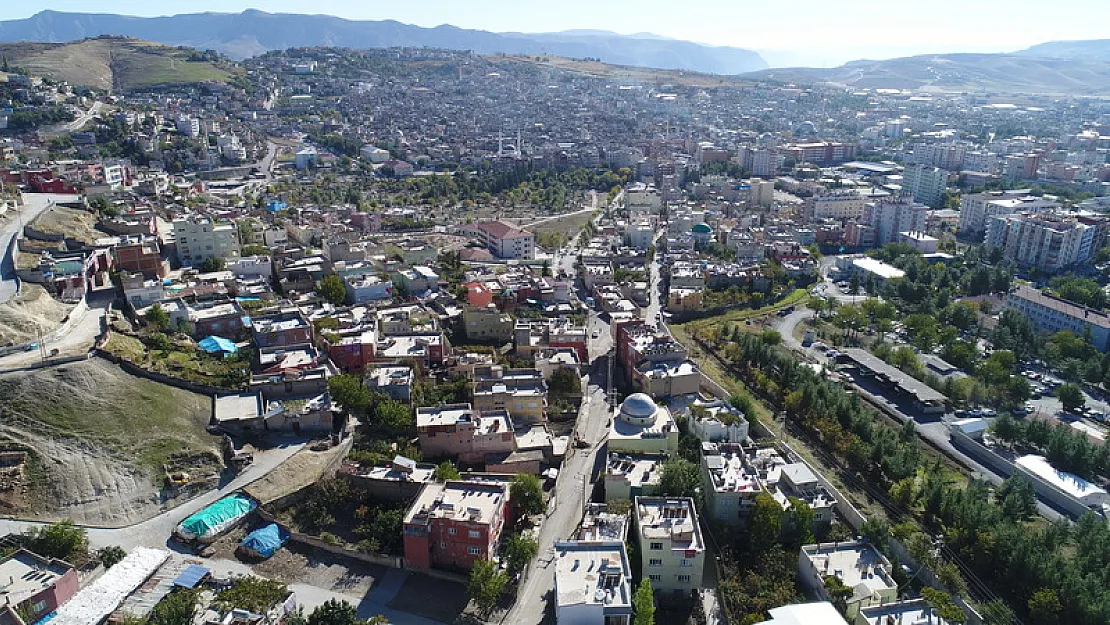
[{"xmin": 0, "ymin": 36, "xmax": 239, "ymax": 91}]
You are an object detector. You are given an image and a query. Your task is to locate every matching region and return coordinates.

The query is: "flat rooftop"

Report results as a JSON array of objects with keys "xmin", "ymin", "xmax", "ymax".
[
  {"xmin": 553, "ymin": 541, "xmax": 631, "ymax": 610},
  {"xmin": 0, "ymin": 551, "xmax": 72, "ymax": 607},
  {"xmin": 1008, "ymin": 285, "xmax": 1110, "ymax": 330},
  {"xmin": 405, "ymin": 480, "xmax": 509, "ymax": 525},
  {"xmin": 842, "ymin": 348, "xmax": 947, "ymax": 404},
  {"xmin": 607, "ymin": 454, "xmax": 664, "ymax": 488},
  {"xmin": 704, "ymin": 451, "xmax": 760, "ymax": 494},
  {"xmin": 801, "ymin": 541, "xmax": 896, "ymax": 598},
  {"xmin": 635, "ymin": 497, "xmax": 704, "ymax": 552},
  {"xmin": 851, "ymin": 257, "xmax": 905, "ymax": 280}
]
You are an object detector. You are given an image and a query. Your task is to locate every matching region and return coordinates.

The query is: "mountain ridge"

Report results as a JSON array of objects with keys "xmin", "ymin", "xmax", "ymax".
[{"xmin": 0, "ymin": 9, "xmax": 768, "ymax": 75}]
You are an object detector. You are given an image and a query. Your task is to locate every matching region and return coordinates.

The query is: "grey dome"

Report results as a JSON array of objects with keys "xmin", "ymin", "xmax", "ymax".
[{"xmin": 620, "ymin": 393, "xmax": 658, "ymax": 420}]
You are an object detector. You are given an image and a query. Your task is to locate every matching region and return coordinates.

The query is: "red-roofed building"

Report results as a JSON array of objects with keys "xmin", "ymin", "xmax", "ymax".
[
  {"xmin": 465, "ymin": 282, "xmax": 494, "ymax": 308},
  {"xmin": 461, "ymin": 220, "xmax": 535, "ymax": 260}
]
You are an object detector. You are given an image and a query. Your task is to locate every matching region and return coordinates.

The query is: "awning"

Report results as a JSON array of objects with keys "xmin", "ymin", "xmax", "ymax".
[{"xmin": 173, "ymin": 564, "xmax": 211, "ymax": 589}]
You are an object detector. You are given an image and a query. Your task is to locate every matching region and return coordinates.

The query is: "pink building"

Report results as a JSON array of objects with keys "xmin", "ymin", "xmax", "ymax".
[
  {"xmin": 0, "ymin": 550, "xmax": 79, "ymax": 624},
  {"xmin": 403, "ymin": 480, "xmax": 510, "ymax": 572},
  {"xmin": 416, "ymin": 403, "xmax": 514, "ymax": 463}
]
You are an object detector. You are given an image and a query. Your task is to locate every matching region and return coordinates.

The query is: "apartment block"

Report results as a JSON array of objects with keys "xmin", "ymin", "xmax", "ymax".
[
  {"xmin": 472, "ymin": 365, "xmax": 548, "ymax": 423},
  {"xmin": 901, "ymin": 163, "xmax": 947, "ymax": 208},
  {"xmin": 957, "ymin": 191, "xmax": 1059, "ymax": 235},
  {"xmin": 173, "ymin": 215, "xmax": 240, "ymax": 266},
  {"xmin": 461, "ymin": 220, "xmax": 535, "ymax": 260},
  {"xmin": 984, "ymin": 212, "xmax": 1098, "ymax": 272},
  {"xmin": 463, "ymin": 304, "xmax": 515, "ymax": 342},
  {"xmin": 403, "ymin": 480, "xmax": 510, "ymax": 571},
  {"xmin": 553, "ymin": 541, "xmax": 633, "ymax": 625},
  {"xmin": 797, "ymin": 541, "xmax": 897, "ymax": 620},
  {"xmin": 805, "ymin": 192, "xmax": 865, "ymax": 222},
  {"xmin": 633, "ymin": 497, "xmax": 704, "ymax": 599},
  {"xmin": 416, "ymin": 403, "xmax": 514, "ymax": 463},
  {"xmin": 861, "ymin": 195, "xmax": 927, "ymax": 248},
  {"xmin": 605, "ymin": 453, "xmax": 664, "ymax": 502}
]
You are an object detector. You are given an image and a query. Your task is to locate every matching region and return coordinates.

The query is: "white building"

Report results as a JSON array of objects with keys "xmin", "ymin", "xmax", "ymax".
[
  {"xmin": 627, "ymin": 221, "xmax": 655, "ymax": 251},
  {"xmin": 294, "ymin": 147, "xmax": 319, "ymax": 170},
  {"xmin": 175, "ymin": 114, "xmax": 200, "ymax": 137},
  {"xmin": 361, "ymin": 145, "xmax": 391, "ymax": 163},
  {"xmin": 984, "ymin": 212, "xmax": 1097, "ymax": 273},
  {"xmin": 553, "ymin": 541, "xmax": 632, "ymax": 625},
  {"xmin": 896, "ymin": 231, "xmax": 939, "ymax": 254},
  {"xmin": 633, "ymin": 497, "xmax": 704, "ymax": 598},
  {"xmin": 798, "ymin": 541, "xmax": 897, "ymax": 620},
  {"xmin": 835, "ymin": 256, "xmax": 905, "ymax": 285},
  {"xmin": 754, "ymin": 603, "xmax": 847, "ymax": 625},
  {"xmin": 901, "ymin": 163, "xmax": 947, "ymax": 208},
  {"xmin": 1015, "ymin": 454, "xmax": 1110, "ymax": 509},
  {"xmin": 957, "ymin": 191, "xmax": 1059, "ymax": 235},
  {"xmin": 608, "ymin": 393, "xmax": 679, "ymax": 456},
  {"xmin": 1007, "ymin": 285, "xmax": 1110, "ymax": 350},
  {"xmin": 862, "ymin": 195, "xmax": 927, "ymax": 247},
  {"xmin": 806, "ymin": 192, "xmax": 866, "ymax": 222},
  {"xmin": 687, "ymin": 398, "xmax": 749, "ymax": 443},
  {"xmin": 461, "ymin": 220, "xmax": 536, "ymax": 260},
  {"xmin": 173, "ymin": 215, "xmax": 240, "ymax": 266}
]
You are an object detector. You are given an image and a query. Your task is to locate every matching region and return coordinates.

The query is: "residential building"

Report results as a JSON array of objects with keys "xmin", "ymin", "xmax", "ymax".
[
  {"xmin": 834, "ymin": 256, "xmax": 906, "ymax": 287},
  {"xmin": 605, "ymin": 454, "xmax": 664, "ymax": 502},
  {"xmin": 252, "ymin": 310, "xmax": 313, "ymax": 348},
  {"xmin": 0, "ymin": 550, "xmax": 79, "ymax": 625},
  {"xmin": 402, "ymin": 480, "xmax": 510, "ymax": 571},
  {"xmin": 984, "ymin": 212, "xmax": 1098, "ymax": 272},
  {"xmin": 767, "ymin": 462, "xmax": 837, "ymax": 530},
  {"xmin": 861, "ymin": 195, "xmax": 927, "ymax": 248},
  {"xmin": 797, "ymin": 541, "xmax": 897, "ymax": 620},
  {"xmin": 553, "ymin": 541, "xmax": 633, "ymax": 625},
  {"xmin": 805, "ymin": 192, "xmax": 866, "ymax": 222},
  {"xmin": 344, "ymin": 273, "xmax": 394, "ymax": 303},
  {"xmin": 633, "ymin": 497, "xmax": 704, "ymax": 599},
  {"xmin": 901, "ymin": 163, "xmax": 947, "ymax": 208},
  {"xmin": 472, "ymin": 365, "xmax": 548, "ymax": 423},
  {"xmin": 461, "ymin": 220, "xmax": 536, "ymax": 260},
  {"xmin": 686, "ymin": 398, "xmax": 750, "ymax": 443},
  {"xmin": 114, "ymin": 235, "xmax": 168, "ymax": 278},
  {"xmin": 896, "ymin": 231, "xmax": 939, "ymax": 254},
  {"xmin": 365, "ymin": 365, "xmax": 414, "ymax": 402},
  {"xmin": 701, "ymin": 443, "xmax": 761, "ymax": 525},
  {"xmin": 632, "ymin": 359, "xmax": 700, "ymax": 398},
  {"xmin": 416, "ymin": 403, "xmax": 515, "ymax": 463},
  {"xmin": 608, "ymin": 393, "xmax": 678, "ymax": 456},
  {"xmin": 855, "ymin": 599, "xmax": 953, "ymax": 625},
  {"xmin": 957, "ymin": 191, "xmax": 1059, "ymax": 235},
  {"xmin": 463, "ymin": 304, "xmax": 515, "ymax": 342},
  {"xmin": 755, "ymin": 603, "xmax": 848, "ymax": 625},
  {"xmin": 294, "ymin": 147, "xmax": 318, "ymax": 170},
  {"xmin": 173, "ymin": 215, "xmax": 240, "ymax": 266}
]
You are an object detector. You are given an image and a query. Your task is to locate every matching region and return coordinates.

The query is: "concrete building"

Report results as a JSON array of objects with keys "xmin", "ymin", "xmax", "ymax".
[
  {"xmin": 344, "ymin": 273, "xmax": 394, "ymax": 303},
  {"xmin": 633, "ymin": 497, "xmax": 705, "ymax": 599},
  {"xmin": 984, "ymin": 212, "xmax": 1098, "ymax": 273},
  {"xmin": 173, "ymin": 215, "xmax": 240, "ymax": 266},
  {"xmin": 855, "ymin": 598, "xmax": 953, "ymax": 625},
  {"xmin": 901, "ymin": 164, "xmax": 947, "ymax": 208},
  {"xmin": 957, "ymin": 191, "xmax": 1059, "ymax": 235},
  {"xmin": 686, "ymin": 397, "xmax": 750, "ymax": 443},
  {"xmin": 806, "ymin": 192, "xmax": 866, "ymax": 222},
  {"xmin": 365, "ymin": 365, "xmax": 414, "ymax": 402},
  {"xmin": 472, "ymin": 366, "xmax": 548, "ymax": 423},
  {"xmin": 798, "ymin": 541, "xmax": 897, "ymax": 620},
  {"xmin": 1005, "ymin": 284, "xmax": 1110, "ymax": 351},
  {"xmin": 608, "ymin": 393, "xmax": 678, "ymax": 456},
  {"xmin": 415, "ymin": 403, "xmax": 514, "ymax": 463},
  {"xmin": 252, "ymin": 310, "xmax": 313, "ymax": 348},
  {"xmin": 632, "ymin": 359, "xmax": 700, "ymax": 399},
  {"xmin": 701, "ymin": 443, "xmax": 762, "ymax": 525},
  {"xmin": 403, "ymin": 480, "xmax": 510, "ymax": 571},
  {"xmin": 1015, "ymin": 454, "xmax": 1110, "ymax": 511},
  {"xmin": 834, "ymin": 256, "xmax": 906, "ymax": 287},
  {"xmin": 605, "ymin": 454, "xmax": 664, "ymax": 502},
  {"xmin": 627, "ymin": 221, "xmax": 656, "ymax": 251},
  {"xmin": 294, "ymin": 147, "xmax": 318, "ymax": 170},
  {"xmin": 461, "ymin": 220, "xmax": 536, "ymax": 260},
  {"xmin": 463, "ymin": 304, "xmax": 515, "ymax": 342},
  {"xmin": 553, "ymin": 541, "xmax": 633, "ymax": 625},
  {"xmin": 862, "ymin": 195, "xmax": 927, "ymax": 248},
  {"xmin": 896, "ymin": 231, "xmax": 939, "ymax": 254},
  {"xmin": 755, "ymin": 603, "xmax": 848, "ymax": 625},
  {"xmin": 0, "ymin": 550, "xmax": 79, "ymax": 625}
]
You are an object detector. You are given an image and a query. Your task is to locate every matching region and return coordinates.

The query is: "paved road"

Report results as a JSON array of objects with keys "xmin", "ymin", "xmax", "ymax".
[
  {"xmin": 0, "ymin": 287, "xmax": 113, "ymax": 372},
  {"xmin": 0, "ymin": 194, "xmax": 80, "ymax": 304}
]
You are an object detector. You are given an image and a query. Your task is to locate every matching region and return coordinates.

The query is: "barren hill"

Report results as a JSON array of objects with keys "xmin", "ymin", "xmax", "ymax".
[{"xmin": 0, "ymin": 37, "xmax": 238, "ymax": 91}]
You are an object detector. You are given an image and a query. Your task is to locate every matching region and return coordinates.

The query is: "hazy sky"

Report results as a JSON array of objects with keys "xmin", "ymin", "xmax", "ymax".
[{"xmin": 7, "ymin": 1, "xmax": 1110, "ymax": 67}]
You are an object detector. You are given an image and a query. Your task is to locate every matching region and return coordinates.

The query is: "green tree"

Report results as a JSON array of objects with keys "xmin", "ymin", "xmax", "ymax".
[
  {"xmin": 501, "ymin": 532, "xmax": 538, "ymax": 577},
  {"xmin": 144, "ymin": 303, "xmax": 170, "ymax": 329},
  {"xmin": 215, "ymin": 576, "xmax": 289, "ymax": 614},
  {"xmin": 328, "ymin": 374, "xmax": 372, "ymax": 416},
  {"xmin": 824, "ymin": 574, "xmax": 854, "ymax": 614},
  {"xmin": 749, "ymin": 492, "xmax": 783, "ymax": 553},
  {"xmin": 783, "ymin": 497, "xmax": 815, "ymax": 548},
  {"xmin": 468, "ymin": 559, "xmax": 508, "ymax": 618},
  {"xmin": 510, "ymin": 473, "xmax": 545, "ymax": 516},
  {"xmin": 922, "ymin": 587, "xmax": 966, "ymax": 624},
  {"xmin": 549, "ymin": 367, "xmax": 582, "ymax": 398},
  {"xmin": 632, "ymin": 578, "xmax": 655, "ymax": 625},
  {"xmin": 1056, "ymin": 383, "xmax": 1085, "ymax": 412},
  {"xmin": 658, "ymin": 459, "xmax": 701, "ymax": 500},
  {"xmin": 308, "ymin": 599, "xmax": 359, "ymax": 625},
  {"xmin": 150, "ymin": 589, "xmax": 199, "ymax": 625},
  {"xmin": 29, "ymin": 520, "xmax": 88, "ymax": 562},
  {"xmin": 97, "ymin": 545, "xmax": 126, "ymax": 569},
  {"xmin": 433, "ymin": 461, "xmax": 461, "ymax": 481},
  {"xmin": 318, "ymin": 274, "xmax": 348, "ymax": 305},
  {"xmin": 761, "ymin": 329, "xmax": 782, "ymax": 345},
  {"xmin": 197, "ymin": 257, "xmax": 226, "ymax": 273}
]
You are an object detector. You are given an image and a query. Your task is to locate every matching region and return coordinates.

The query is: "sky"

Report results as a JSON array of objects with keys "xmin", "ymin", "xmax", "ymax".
[{"xmin": 7, "ymin": 1, "xmax": 1110, "ymax": 67}]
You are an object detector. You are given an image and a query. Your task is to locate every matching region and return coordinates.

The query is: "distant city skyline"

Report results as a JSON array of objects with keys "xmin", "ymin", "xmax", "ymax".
[{"xmin": 5, "ymin": 1, "xmax": 1110, "ymax": 67}]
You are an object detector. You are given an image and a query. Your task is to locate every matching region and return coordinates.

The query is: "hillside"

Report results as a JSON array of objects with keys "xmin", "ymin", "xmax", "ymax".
[
  {"xmin": 492, "ymin": 54, "xmax": 753, "ymax": 88},
  {"xmin": 0, "ymin": 9, "xmax": 767, "ymax": 75},
  {"xmin": 0, "ymin": 37, "xmax": 238, "ymax": 91},
  {"xmin": 745, "ymin": 53, "xmax": 1110, "ymax": 95},
  {"xmin": 1018, "ymin": 39, "xmax": 1110, "ymax": 62}
]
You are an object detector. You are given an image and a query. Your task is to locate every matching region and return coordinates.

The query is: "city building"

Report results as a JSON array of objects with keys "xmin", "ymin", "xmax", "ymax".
[
  {"xmin": 1015, "ymin": 454, "xmax": 1110, "ymax": 511},
  {"xmin": 415, "ymin": 403, "xmax": 515, "ymax": 463},
  {"xmin": 403, "ymin": 480, "xmax": 510, "ymax": 571},
  {"xmin": 608, "ymin": 393, "xmax": 678, "ymax": 456},
  {"xmin": 463, "ymin": 304, "xmax": 515, "ymax": 342},
  {"xmin": 701, "ymin": 443, "xmax": 761, "ymax": 525},
  {"xmin": 797, "ymin": 541, "xmax": 897, "ymax": 620},
  {"xmin": 896, "ymin": 231, "xmax": 939, "ymax": 254},
  {"xmin": 805, "ymin": 192, "xmax": 866, "ymax": 222},
  {"xmin": 632, "ymin": 497, "xmax": 704, "ymax": 599},
  {"xmin": 855, "ymin": 599, "xmax": 953, "ymax": 625},
  {"xmin": 754, "ymin": 603, "xmax": 848, "ymax": 625},
  {"xmin": 113, "ymin": 235, "xmax": 168, "ymax": 278},
  {"xmin": 553, "ymin": 541, "xmax": 633, "ymax": 625},
  {"xmin": 984, "ymin": 212, "xmax": 1098, "ymax": 272},
  {"xmin": 365, "ymin": 365, "xmax": 414, "ymax": 402},
  {"xmin": 0, "ymin": 550, "xmax": 79, "ymax": 625},
  {"xmin": 834, "ymin": 256, "xmax": 906, "ymax": 287},
  {"xmin": 901, "ymin": 163, "xmax": 947, "ymax": 208},
  {"xmin": 252, "ymin": 310, "xmax": 313, "ymax": 348},
  {"xmin": 605, "ymin": 454, "xmax": 664, "ymax": 502},
  {"xmin": 686, "ymin": 397, "xmax": 750, "ymax": 443},
  {"xmin": 861, "ymin": 195, "xmax": 927, "ymax": 248},
  {"xmin": 472, "ymin": 366, "xmax": 548, "ymax": 423},
  {"xmin": 1005, "ymin": 285, "xmax": 1110, "ymax": 351},
  {"xmin": 461, "ymin": 220, "xmax": 536, "ymax": 260},
  {"xmin": 957, "ymin": 191, "xmax": 1059, "ymax": 235},
  {"xmin": 173, "ymin": 215, "xmax": 240, "ymax": 266}
]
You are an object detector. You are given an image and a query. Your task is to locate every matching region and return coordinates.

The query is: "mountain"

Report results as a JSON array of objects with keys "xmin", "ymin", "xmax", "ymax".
[
  {"xmin": 1017, "ymin": 39, "xmax": 1110, "ymax": 62},
  {"xmin": 0, "ymin": 10, "xmax": 767, "ymax": 75},
  {"xmin": 746, "ymin": 52, "xmax": 1110, "ymax": 95}
]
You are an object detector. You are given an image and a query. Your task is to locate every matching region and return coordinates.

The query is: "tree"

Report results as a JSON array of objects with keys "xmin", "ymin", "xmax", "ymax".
[
  {"xmin": 549, "ymin": 367, "xmax": 582, "ymax": 398},
  {"xmin": 29, "ymin": 520, "xmax": 88, "ymax": 562},
  {"xmin": 997, "ymin": 475, "xmax": 1037, "ymax": 521},
  {"xmin": 144, "ymin": 303, "xmax": 170, "ymax": 329},
  {"xmin": 1027, "ymin": 588, "xmax": 1062, "ymax": 625},
  {"xmin": 97, "ymin": 545, "xmax": 126, "ymax": 569},
  {"xmin": 468, "ymin": 559, "xmax": 508, "ymax": 618},
  {"xmin": 760, "ymin": 329, "xmax": 782, "ymax": 345},
  {"xmin": 434, "ymin": 461, "xmax": 461, "ymax": 482},
  {"xmin": 150, "ymin": 589, "xmax": 199, "ymax": 625},
  {"xmin": 510, "ymin": 474, "xmax": 545, "ymax": 517},
  {"xmin": 318, "ymin": 274, "xmax": 348, "ymax": 305},
  {"xmin": 215, "ymin": 576, "xmax": 289, "ymax": 614},
  {"xmin": 824, "ymin": 574, "xmax": 854, "ymax": 614},
  {"xmin": 1056, "ymin": 383, "xmax": 1085, "ymax": 412},
  {"xmin": 328, "ymin": 374, "xmax": 371, "ymax": 416},
  {"xmin": 922, "ymin": 587, "xmax": 966, "ymax": 624},
  {"xmin": 658, "ymin": 459, "xmax": 701, "ymax": 500},
  {"xmin": 749, "ymin": 492, "xmax": 783, "ymax": 553},
  {"xmin": 632, "ymin": 578, "xmax": 655, "ymax": 625},
  {"xmin": 308, "ymin": 599, "xmax": 359, "ymax": 625},
  {"xmin": 783, "ymin": 497, "xmax": 815, "ymax": 549},
  {"xmin": 501, "ymin": 532, "xmax": 538, "ymax": 577},
  {"xmin": 197, "ymin": 257, "xmax": 226, "ymax": 273}
]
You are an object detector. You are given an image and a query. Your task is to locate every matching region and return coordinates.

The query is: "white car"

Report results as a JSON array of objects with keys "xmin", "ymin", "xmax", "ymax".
[{"xmin": 591, "ymin": 330, "xmax": 600, "ymax": 339}]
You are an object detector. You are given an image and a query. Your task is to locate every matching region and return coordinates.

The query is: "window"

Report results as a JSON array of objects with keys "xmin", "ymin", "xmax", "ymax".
[
  {"xmin": 649, "ymin": 542, "xmax": 663, "ymax": 550},
  {"xmin": 448, "ymin": 527, "xmax": 456, "ymax": 535},
  {"xmin": 648, "ymin": 558, "xmax": 662, "ymax": 567},
  {"xmin": 469, "ymin": 530, "xmax": 481, "ymax": 539},
  {"xmin": 680, "ymin": 559, "xmax": 692, "ymax": 567},
  {"xmin": 468, "ymin": 546, "xmax": 481, "ymax": 556},
  {"xmin": 648, "ymin": 575, "xmax": 661, "ymax": 582},
  {"xmin": 677, "ymin": 575, "xmax": 691, "ymax": 584},
  {"xmin": 32, "ymin": 601, "xmax": 46, "ymax": 614},
  {"xmin": 440, "ymin": 542, "xmax": 446, "ymax": 549}
]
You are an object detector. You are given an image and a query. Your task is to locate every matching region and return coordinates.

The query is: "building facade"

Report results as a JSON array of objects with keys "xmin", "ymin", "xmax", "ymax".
[{"xmin": 633, "ymin": 497, "xmax": 704, "ymax": 599}]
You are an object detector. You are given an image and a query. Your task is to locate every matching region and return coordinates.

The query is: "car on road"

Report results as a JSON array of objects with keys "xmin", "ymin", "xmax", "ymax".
[
  {"xmin": 811, "ymin": 342, "xmax": 828, "ymax": 351},
  {"xmin": 591, "ymin": 330, "xmax": 600, "ymax": 339}
]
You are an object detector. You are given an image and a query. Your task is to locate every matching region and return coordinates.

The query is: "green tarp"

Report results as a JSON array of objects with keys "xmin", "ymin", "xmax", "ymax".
[{"xmin": 175, "ymin": 494, "xmax": 256, "ymax": 541}]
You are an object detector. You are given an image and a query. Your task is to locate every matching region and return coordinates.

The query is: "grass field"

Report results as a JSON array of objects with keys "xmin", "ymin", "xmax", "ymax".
[{"xmin": 104, "ymin": 332, "xmax": 248, "ymax": 389}]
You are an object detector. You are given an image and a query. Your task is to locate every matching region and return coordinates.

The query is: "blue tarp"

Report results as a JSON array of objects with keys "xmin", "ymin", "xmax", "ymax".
[
  {"xmin": 198, "ymin": 336, "xmax": 238, "ymax": 355},
  {"xmin": 173, "ymin": 564, "xmax": 211, "ymax": 589},
  {"xmin": 238, "ymin": 523, "xmax": 290, "ymax": 558}
]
